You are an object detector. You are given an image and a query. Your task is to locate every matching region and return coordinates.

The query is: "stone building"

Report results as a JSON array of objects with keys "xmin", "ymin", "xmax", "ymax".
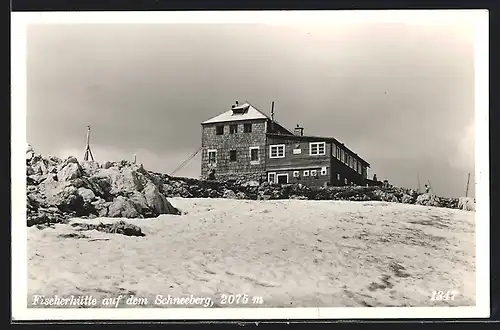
[{"xmin": 201, "ymin": 101, "xmax": 371, "ymax": 187}]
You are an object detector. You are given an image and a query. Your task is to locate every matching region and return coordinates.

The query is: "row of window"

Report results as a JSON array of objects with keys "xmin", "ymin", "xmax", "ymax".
[
  {"xmin": 268, "ymin": 169, "xmax": 354, "ymax": 185},
  {"xmin": 207, "ymin": 147, "xmax": 260, "ymax": 164},
  {"xmin": 215, "ymin": 123, "xmax": 252, "ymax": 135},
  {"xmin": 332, "ymin": 144, "xmax": 364, "ymax": 175},
  {"xmin": 292, "ymin": 167, "xmax": 328, "ymax": 178},
  {"xmin": 269, "ymin": 142, "xmax": 325, "ymax": 158}
]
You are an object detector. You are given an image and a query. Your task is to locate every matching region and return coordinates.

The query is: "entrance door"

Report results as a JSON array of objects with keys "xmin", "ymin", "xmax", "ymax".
[{"xmin": 277, "ymin": 174, "xmax": 288, "ymax": 184}]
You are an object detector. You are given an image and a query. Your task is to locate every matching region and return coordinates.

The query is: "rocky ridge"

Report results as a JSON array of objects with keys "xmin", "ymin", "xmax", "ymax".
[{"xmin": 26, "ymin": 146, "xmax": 475, "ymax": 227}]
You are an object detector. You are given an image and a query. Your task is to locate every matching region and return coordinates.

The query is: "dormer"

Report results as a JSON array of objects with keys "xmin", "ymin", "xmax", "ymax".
[{"xmin": 231, "ymin": 101, "xmax": 250, "ymax": 115}]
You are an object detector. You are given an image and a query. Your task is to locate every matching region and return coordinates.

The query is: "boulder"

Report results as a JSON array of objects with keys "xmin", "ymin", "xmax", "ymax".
[
  {"xmin": 77, "ymin": 187, "xmax": 96, "ymax": 203},
  {"xmin": 416, "ymin": 193, "xmax": 442, "ymax": 207},
  {"xmin": 402, "ymin": 194, "xmax": 415, "ymax": 204},
  {"xmin": 143, "ymin": 182, "xmax": 180, "ymax": 215},
  {"xmin": 57, "ymin": 163, "xmax": 83, "ymax": 182},
  {"xmin": 108, "ymin": 196, "xmax": 140, "ymax": 218},
  {"xmin": 458, "ymin": 197, "xmax": 475, "ymax": 211},
  {"xmin": 223, "ymin": 189, "xmax": 237, "ymax": 199}
]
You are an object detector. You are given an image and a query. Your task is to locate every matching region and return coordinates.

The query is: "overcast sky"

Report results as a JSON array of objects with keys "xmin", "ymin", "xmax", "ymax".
[{"xmin": 26, "ymin": 19, "xmax": 477, "ymax": 198}]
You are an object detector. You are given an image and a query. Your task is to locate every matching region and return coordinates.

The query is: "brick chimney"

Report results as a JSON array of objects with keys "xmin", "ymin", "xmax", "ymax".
[{"xmin": 294, "ymin": 124, "xmax": 304, "ymax": 136}]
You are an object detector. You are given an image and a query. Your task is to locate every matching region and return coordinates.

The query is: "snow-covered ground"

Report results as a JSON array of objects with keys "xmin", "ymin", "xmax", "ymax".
[{"xmin": 28, "ymin": 198, "xmax": 476, "ymax": 308}]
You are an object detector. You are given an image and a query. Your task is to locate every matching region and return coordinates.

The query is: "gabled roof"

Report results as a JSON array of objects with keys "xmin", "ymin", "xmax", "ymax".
[
  {"xmin": 266, "ymin": 132, "xmax": 370, "ymax": 167},
  {"xmin": 201, "ymin": 102, "xmax": 269, "ymax": 124},
  {"xmin": 201, "ymin": 102, "xmax": 295, "ymax": 135}
]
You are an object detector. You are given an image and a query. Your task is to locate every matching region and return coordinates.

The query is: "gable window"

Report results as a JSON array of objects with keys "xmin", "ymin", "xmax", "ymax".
[
  {"xmin": 208, "ymin": 149, "xmax": 217, "ymax": 164},
  {"xmin": 309, "ymin": 142, "xmax": 326, "ymax": 156},
  {"xmin": 293, "ymin": 171, "xmax": 300, "ymax": 178},
  {"xmin": 244, "ymin": 123, "xmax": 252, "ymax": 133},
  {"xmin": 321, "ymin": 167, "xmax": 327, "ymax": 176},
  {"xmin": 268, "ymin": 172, "xmax": 276, "ymax": 183},
  {"xmin": 269, "ymin": 144, "xmax": 285, "ymax": 158},
  {"xmin": 249, "ymin": 147, "xmax": 259, "ymax": 162},
  {"xmin": 303, "ymin": 170, "xmax": 310, "ymax": 177},
  {"xmin": 311, "ymin": 169, "xmax": 318, "ymax": 177},
  {"xmin": 229, "ymin": 124, "xmax": 238, "ymax": 134},
  {"xmin": 229, "ymin": 150, "xmax": 237, "ymax": 162},
  {"xmin": 216, "ymin": 125, "xmax": 224, "ymax": 135}
]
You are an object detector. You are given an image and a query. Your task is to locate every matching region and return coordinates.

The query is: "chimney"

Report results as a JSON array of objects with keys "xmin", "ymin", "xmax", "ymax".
[
  {"xmin": 294, "ymin": 124, "xmax": 304, "ymax": 136},
  {"xmin": 235, "ymin": 100, "xmax": 239, "ymax": 106}
]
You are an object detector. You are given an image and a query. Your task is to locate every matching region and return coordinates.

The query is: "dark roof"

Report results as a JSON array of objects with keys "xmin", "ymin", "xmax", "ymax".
[{"xmin": 266, "ymin": 132, "xmax": 370, "ymax": 167}]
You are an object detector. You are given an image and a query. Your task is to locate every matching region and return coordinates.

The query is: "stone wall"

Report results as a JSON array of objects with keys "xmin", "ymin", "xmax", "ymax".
[{"xmin": 201, "ymin": 119, "xmax": 267, "ymax": 182}]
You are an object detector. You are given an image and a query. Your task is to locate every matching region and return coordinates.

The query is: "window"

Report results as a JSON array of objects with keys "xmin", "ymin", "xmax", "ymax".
[
  {"xmin": 244, "ymin": 123, "xmax": 252, "ymax": 133},
  {"xmin": 268, "ymin": 172, "xmax": 276, "ymax": 183},
  {"xmin": 321, "ymin": 167, "xmax": 327, "ymax": 176},
  {"xmin": 337, "ymin": 173, "xmax": 340, "ymax": 181},
  {"xmin": 229, "ymin": 124, "xmax": 238, "ymax": 134},
  {"xmin": 269, "ymin": 144, "xmax": 285, "ymax": 158},
  {"xmin": 344, "ymin": 151, "xmax": 348, "ymax": 164},
  {"xmin": 303, "ymin": 170, "xmax": 310, "ymax": 177},
  {"xmin": 332, "ymin": 144, "xmax": 336, "ymax": 157},
  {"xmin": 249, "ymin": 147, "xmax": 259, "ymax": 162},
  {"xmin": 336, "ymin": 147, "xmax": 341, "ymax": 159},
  {"xmin": 229, "ymin": 150, "xmax": 237, "ymax": 162},
  {"xmin": 311, "ymin": 170, "xmax": 317, "ymax": 176},
  {"xmin": 208, "ymin": 149, "xmax": 217, "ymax": 164},
  {"xmin": 216, "ymin": 125, "xmax": 224, "ymax": 135},
  {"xmin": 341, "ymin": 149, "xmax": 345, "ymax": 163},
  {"xmin": 354, "ymin": 159, "xmax": 358, "ymax": 172},
  {"xmin": 344, "ymin": 178, "xmax": 348, "ymax": 185},
  {"xmin": 309, "ymin": 142, "xmax": 326, "ymax": 156},
  {"xmin": 293, "ymin": 171, "xmax": 300, "ymax": 178},
  {"xmin": 358, "ymin": 163, "xmax": 362, "ymax": 174}
]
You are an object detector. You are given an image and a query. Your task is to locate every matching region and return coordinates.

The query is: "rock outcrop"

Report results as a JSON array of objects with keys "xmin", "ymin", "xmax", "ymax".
[
  {"xmin": 26, "ymin": 148, "xmax": 180, "ymax": 227},
  {"xmin": 156, "ymin": 173, "xmax": 473, "ymax": 212},
  {"xmin": 26, "ymin": 145, "xmax": 475, "ymax": 228}
]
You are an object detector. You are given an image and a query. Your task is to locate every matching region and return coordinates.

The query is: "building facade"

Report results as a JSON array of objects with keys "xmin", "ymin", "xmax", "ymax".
[{"xmin": 201, "ymin": 101, "xmax": 370, "ymax": 187}]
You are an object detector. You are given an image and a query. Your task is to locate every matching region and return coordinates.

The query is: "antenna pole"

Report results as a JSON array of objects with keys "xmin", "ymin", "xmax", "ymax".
[
  {"xmin": 465, "ymin": 172, "xmax": 471, "ymax": 197},
  {"xmin": 134, "ymin": 154, "xmax": 137, "ymax": 164},
  {"xmin": 84, "ymin": 125, "xmax": 95, "ymax": 162},
  {"xmin": 417, "ymin": 171, "xmax": 421, "ymax": 193},
  {"xmin": 271, "ymin": 101, "xmax": 275, "ymax": 121},
  {"xmin": 270, "ymin": 101, "xmax": 275, "ymax": 133}
]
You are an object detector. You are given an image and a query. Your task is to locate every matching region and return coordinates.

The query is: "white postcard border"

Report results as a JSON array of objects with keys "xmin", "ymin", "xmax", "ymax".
[{"xmin": 11, "ymin": 9, "xmax": 490, "ymax": 321}]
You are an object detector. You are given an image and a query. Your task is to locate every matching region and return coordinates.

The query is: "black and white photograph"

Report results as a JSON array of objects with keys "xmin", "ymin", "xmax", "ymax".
[{"xmin": 11, "ymin": 10, "xmax": 489, "ymax": 320}]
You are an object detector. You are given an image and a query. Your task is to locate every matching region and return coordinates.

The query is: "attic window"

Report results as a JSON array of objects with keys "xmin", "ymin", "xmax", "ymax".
[
  {"xmin": 232, "ymin": 105, "xmax": 249, "ymax": 115},
  {"xmin": 216, "ymin": 125, "xmax": 224, "ymax": 135}
]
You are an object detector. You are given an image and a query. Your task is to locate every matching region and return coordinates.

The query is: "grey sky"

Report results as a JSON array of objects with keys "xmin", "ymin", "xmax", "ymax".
[{"xmin": 26, "ymin": 21, "xmax": 476, "ymax": 198}]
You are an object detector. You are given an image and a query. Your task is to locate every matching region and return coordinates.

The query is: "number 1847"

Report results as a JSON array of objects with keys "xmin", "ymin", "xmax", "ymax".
[{"xmin": 430, "ymin": 290, "xmax": 457, "ymax": 301}]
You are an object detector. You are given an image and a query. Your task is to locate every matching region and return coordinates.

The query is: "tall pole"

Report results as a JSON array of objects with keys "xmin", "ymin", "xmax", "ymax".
[
  {"xmin": 417, "ymin": 171, "xmax": 421, "ymax": 193},
  {"xmin": 84, "ymin": 125, "xmax": 95, "ymax": 161},
  {"xmin": 270, "ymin": 101, "xmax": 275, "ymax": 133},
  {"xmin": 466, "ymin": 172, "xmax": 471, "ymax": 197}
]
